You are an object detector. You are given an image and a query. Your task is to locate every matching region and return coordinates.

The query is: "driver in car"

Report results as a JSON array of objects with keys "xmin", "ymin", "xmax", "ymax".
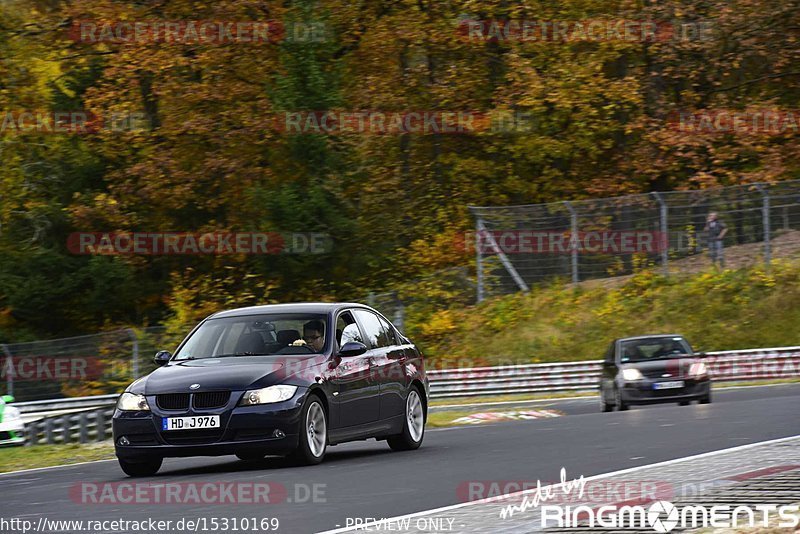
[{"xmin": 302, "ymin": 320, "xmax": 326, "ymax": 352}]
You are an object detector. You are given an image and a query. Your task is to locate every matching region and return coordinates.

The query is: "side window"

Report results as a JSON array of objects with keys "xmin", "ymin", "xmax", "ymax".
[
  {"xmin": 336, "ymin": 311, "xmax": 363, "ymax": 347},
  {"xmin": 353, "ymin": 310, "xmax": 386, "ymax": 349},
  {"xmin": 377, "ymin": 315, "xmax": 398, "ymax": 346}
]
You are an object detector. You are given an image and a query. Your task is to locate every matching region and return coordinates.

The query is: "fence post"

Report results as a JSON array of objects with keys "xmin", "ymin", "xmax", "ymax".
[
  {"xmin": 96, "ymin": 409, "xmax": 106, "ymax": 442},
  {"xmin": 1, "ymin": 345, "xmax": 13, "ymax": 397},
  {"xmin": 79, "ymin": 411, "xmax": 89, "ymax": 443},
  {"xmin": 476, "ymin": 217, "xmax": 485, "ymax": 303},
  {"xmin": 651, "ymin": 192, "xmax": 669, "ymax": 275},
  {"xmin": 44, "ymin": 417, "xmax": 54, "ymax": 444},
  {"xmin": 127, "ymin": 328, "xmax": 139, "ymax": 379},
  {"xmin": 756, "ymin": 184, "xmax": 771, "ymax": 269},
  {"xmin": 393, "ymin": 301, "xmax": 405, "ymax": 333},
  {"xmin": 563, "ymin": 202, "xmax": 579, "ymax": 284},
  {"xmin": 61, "ymin": 415, "xmax": 70, "ymax": 444}
]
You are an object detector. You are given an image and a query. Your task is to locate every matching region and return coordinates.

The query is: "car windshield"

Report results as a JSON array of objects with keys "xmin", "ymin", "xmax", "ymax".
[
  {"xmin": 619, "ymin": 337, "xmax": 693, "ymax": 363},
  {"xmin": 173, "ymin": 313, "xmax": 328, "ymax": 360}
]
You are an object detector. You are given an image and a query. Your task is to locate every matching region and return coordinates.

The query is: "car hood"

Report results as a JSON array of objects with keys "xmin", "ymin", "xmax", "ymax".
[
  {"xmin": 133, "ymin": 356, "xmax": 322, "ymax": 394},
  {"xmin": 624, "ymin": 358, "xmax": 695, "ymax": 377}
]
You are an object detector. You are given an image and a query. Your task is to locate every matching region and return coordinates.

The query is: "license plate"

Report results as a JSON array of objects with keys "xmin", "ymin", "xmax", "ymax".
[
  {"xmin": 162, "ymin": 415, "xmax": 220, "ymax": 431},
  {"xmin": 653, "ymin": 381, "xmax": 684, "ymax": 390}
]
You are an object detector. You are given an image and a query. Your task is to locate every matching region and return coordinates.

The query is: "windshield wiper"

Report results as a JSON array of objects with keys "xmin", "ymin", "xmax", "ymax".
[{"xmin": 212, "ymin": 352, "xmax": 274, "ymax": 358}]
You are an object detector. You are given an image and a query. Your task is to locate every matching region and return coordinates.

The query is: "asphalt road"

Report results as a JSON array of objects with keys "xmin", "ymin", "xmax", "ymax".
[{"xmin": 2, "ymin": 384, "xmax": 799, "ymax": 534}]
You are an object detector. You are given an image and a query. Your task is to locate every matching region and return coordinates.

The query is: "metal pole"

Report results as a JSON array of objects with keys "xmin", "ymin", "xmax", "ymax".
[
  {"xmin": 564, "ymin": 202, "xmax": 579, "ymax": 285},
  {"xmin": 651, "ymin": 192, "xmax": 669, "ymax": 275},
  {"xmin": 476, "ymin": 219, "xmax": 530, "ymax": 293},
  {"xmin": 393, "ymin": 299, "xmax": 405, "ymax": 332},
  {"xmin": 1, "ymin": 344, "xmax": 13, "ymax": 397},
  {"xmin": 756, "ymin": 184, "xmax": 771, "ymax": 268},
  {"xmin": 476, "ymin": 218, "xmax": 485, "ymax": 303},
  {"xmin": 126, "ymin": 329, "xmax": 139, "ymax": 379}
]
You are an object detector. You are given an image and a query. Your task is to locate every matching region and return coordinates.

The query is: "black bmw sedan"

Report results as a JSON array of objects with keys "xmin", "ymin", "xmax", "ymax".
[
  {"xmin": 599, "ymin": 334, "xmax": 711, "ymax": 412},
  {"xmin": 113, "ymin": 303, "xmax": 428, "ymax": 476}
]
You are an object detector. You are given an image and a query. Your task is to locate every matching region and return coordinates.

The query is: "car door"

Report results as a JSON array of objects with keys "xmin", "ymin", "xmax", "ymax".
[
  {"xmin": 329, "ymin": 310, "xmax": 379, "ymax": 427},
  {"xmin": 351, "ymin": 309, "xmax": 400, "ymax": 420},
  {"xmin": 367, "ymin": 312, "xmax": 408, "ymax": 419}
]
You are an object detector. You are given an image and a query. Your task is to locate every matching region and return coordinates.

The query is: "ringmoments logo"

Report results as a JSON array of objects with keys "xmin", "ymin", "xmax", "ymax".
[{"xmin": 540, "ymin": 500, "xmax": 800, "ymax": 531}]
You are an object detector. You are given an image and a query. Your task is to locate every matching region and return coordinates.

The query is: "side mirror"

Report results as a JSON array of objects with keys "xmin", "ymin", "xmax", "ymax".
[
  {"xmin": 154, "ymin": 350, "xmax": 172, "ymax": 366},
  {"xmin": 339, "ymin": 341, "xmax": 368, "ymax": 357},
  {"xmin": 0, "ymin": 395, "xmax": 12, "ymax": 404}
]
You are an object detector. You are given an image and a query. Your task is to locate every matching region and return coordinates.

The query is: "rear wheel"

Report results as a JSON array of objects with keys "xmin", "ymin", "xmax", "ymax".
[
  {"xmin": 118, "ymin": 457, "xmax": 162, "ymax": 477},
  {"xmin": 388, "ymin": 388, "xmax": 425, "ymax": 451},
  {"xmin": 289, "ymin": 395, "xmax": 327, "ymax": 465},
  {"xmin": 699, "ymin": 392, "xmax": 712, "ymax": 404},
  {"xmin": 615, "ymin": 387, "xmax": 629, "ymax": 411}
]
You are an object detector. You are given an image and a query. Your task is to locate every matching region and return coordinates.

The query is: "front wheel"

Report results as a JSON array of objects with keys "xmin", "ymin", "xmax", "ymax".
[
  {"xmin": 118, "ymin": 457, "xmax": 162, "ymax": 477},
  {"xmin": 615, "ymin": 387, "xmax": 629, "ymax": 411},
  {"xmin": 600, "ymin": 387, "xmax": 613, "ymax": 412},
  {"xmin": 388, "ymin": 388, "xmax": 425, "ymax": 451},
  {"xmin": 289, "ymin": 395, "xmax": 327, "ymax": 465}
]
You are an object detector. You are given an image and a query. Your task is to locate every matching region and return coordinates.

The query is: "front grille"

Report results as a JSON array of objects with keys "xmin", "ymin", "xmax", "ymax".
[
  {"xmin": 161, "ymin": 429, "xmax": 224, "ymax": 445},
  {"xmin": 193, "ymin": 391, "xmax": 231, "ymax": 409},
  {"xmin": 641, "ymin": 369, "xmax": 683, "ymax": 379},
  {"xmin": 156, "ymin": 393, "xmax": 190, "ymax": 410}
]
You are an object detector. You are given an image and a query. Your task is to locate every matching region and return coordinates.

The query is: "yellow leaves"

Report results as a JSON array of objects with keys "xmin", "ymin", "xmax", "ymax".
[{"xmin": 418, "ymin": 309, "xmax": 458, "ymax": 339}]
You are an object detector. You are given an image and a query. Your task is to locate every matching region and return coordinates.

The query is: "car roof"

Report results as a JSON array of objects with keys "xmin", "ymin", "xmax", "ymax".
[
  {"xmin": 617, "ymin": 334, "xmax": 687, "ymax": 342},
  {"xmin": 208, "ymin": 302, "xmax": 373, "ymax": 319}
]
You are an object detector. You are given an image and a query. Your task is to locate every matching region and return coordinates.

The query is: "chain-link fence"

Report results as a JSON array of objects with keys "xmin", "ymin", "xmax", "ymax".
[
  {"xmin": 0, "ymin": 326, "xmax": 189, "ymax": 402},
  {"xmin": 470, "ymin": 181, "xmax": 800, "ymax": 301}
]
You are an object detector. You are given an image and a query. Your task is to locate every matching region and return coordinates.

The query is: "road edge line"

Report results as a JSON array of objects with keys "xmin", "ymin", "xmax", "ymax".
[{"xmin": 316, "ymin": 433, "xmax": 800, "ymax": 533}]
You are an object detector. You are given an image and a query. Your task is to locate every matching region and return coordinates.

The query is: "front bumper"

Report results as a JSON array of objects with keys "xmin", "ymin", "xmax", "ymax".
[
  {"xmin": 0, "ymin": 420, "xmax": 26, "ymax": 447},
  {"xmin": 620, "ymin": 378, "xmax": 711, "ymax": 405},
  {"xmin": 113, "ymin": 389, "xmax": 306, "ymax": 460}
]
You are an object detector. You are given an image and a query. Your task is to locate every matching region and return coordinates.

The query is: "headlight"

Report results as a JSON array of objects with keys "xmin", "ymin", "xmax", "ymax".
[
  {"xmin": 117, "ymin": 392, "xmax": 150, "ymax": 411},
  {"xmin": 239, "ymin": 385, "xmax": 298, "ymax": 406},
  {"xmin": 689, "ymin": 362, "xmax": 708, "ymax": 377},
  {"xmin": 622, "ymin": 368, "xmax": 643, "ymax": 381}
]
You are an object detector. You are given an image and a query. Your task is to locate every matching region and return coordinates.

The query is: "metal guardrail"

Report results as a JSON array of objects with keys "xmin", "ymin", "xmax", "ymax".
[
  {"xmin": 23, "ymin": 407, "xmax": 114, "ymax": 445},
  {"xmin": 427, "ymin": 346, "xmax": 800, "ymax": 398},
  {"xmin": 7, "ymin": 346, "xmax": 799, "ymax": 444}
]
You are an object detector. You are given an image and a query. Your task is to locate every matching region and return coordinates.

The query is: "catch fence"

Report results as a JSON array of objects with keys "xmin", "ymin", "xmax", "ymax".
[{"xmin": 470, "ymin": 181, "xmax": 800, "ymax": 301}]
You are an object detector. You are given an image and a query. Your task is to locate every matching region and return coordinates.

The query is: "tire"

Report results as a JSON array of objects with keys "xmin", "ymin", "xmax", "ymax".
[
  {"xmin": 289, "ymin": 394, "xmax": 327, "ymax": 465},
  {"xmin": 236, "ymin": 451, "xmax": 266, "ymax": 461},
  {"xmin": 600, "ymin": 387, "xmax": 613, "ymax": 412},
  {"xmin": 118, "ymin": 457, "xmax": 162, "ymax": 477},
  {"xmin": 388, "ymin": 387, "xmax": 426, "ymax": 451},
  {"xmin": 615, "ymin": 387, "xmax": 629, "ymax": 411},
  {"xmin": 699, "ymin": 392, "xmax": 711, "ymax": 404},
  {"xmin": 678, "ymin": 400, "xmax": 691, "ymax": 406}
]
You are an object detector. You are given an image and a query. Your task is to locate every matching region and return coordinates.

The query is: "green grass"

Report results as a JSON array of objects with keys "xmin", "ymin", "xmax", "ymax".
[
  {"xmin": 0, "ymin": 442, "xmax": 115, "ymax": 473},
  {"xmin": 415, "ymin": 260, "xmax": 800, "ymax": 368}
]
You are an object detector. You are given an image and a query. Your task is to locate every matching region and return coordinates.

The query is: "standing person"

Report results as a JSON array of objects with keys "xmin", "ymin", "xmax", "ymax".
[{"xmin": 704, "ymin": 212, "xmax": 728, "ymax": 269}]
